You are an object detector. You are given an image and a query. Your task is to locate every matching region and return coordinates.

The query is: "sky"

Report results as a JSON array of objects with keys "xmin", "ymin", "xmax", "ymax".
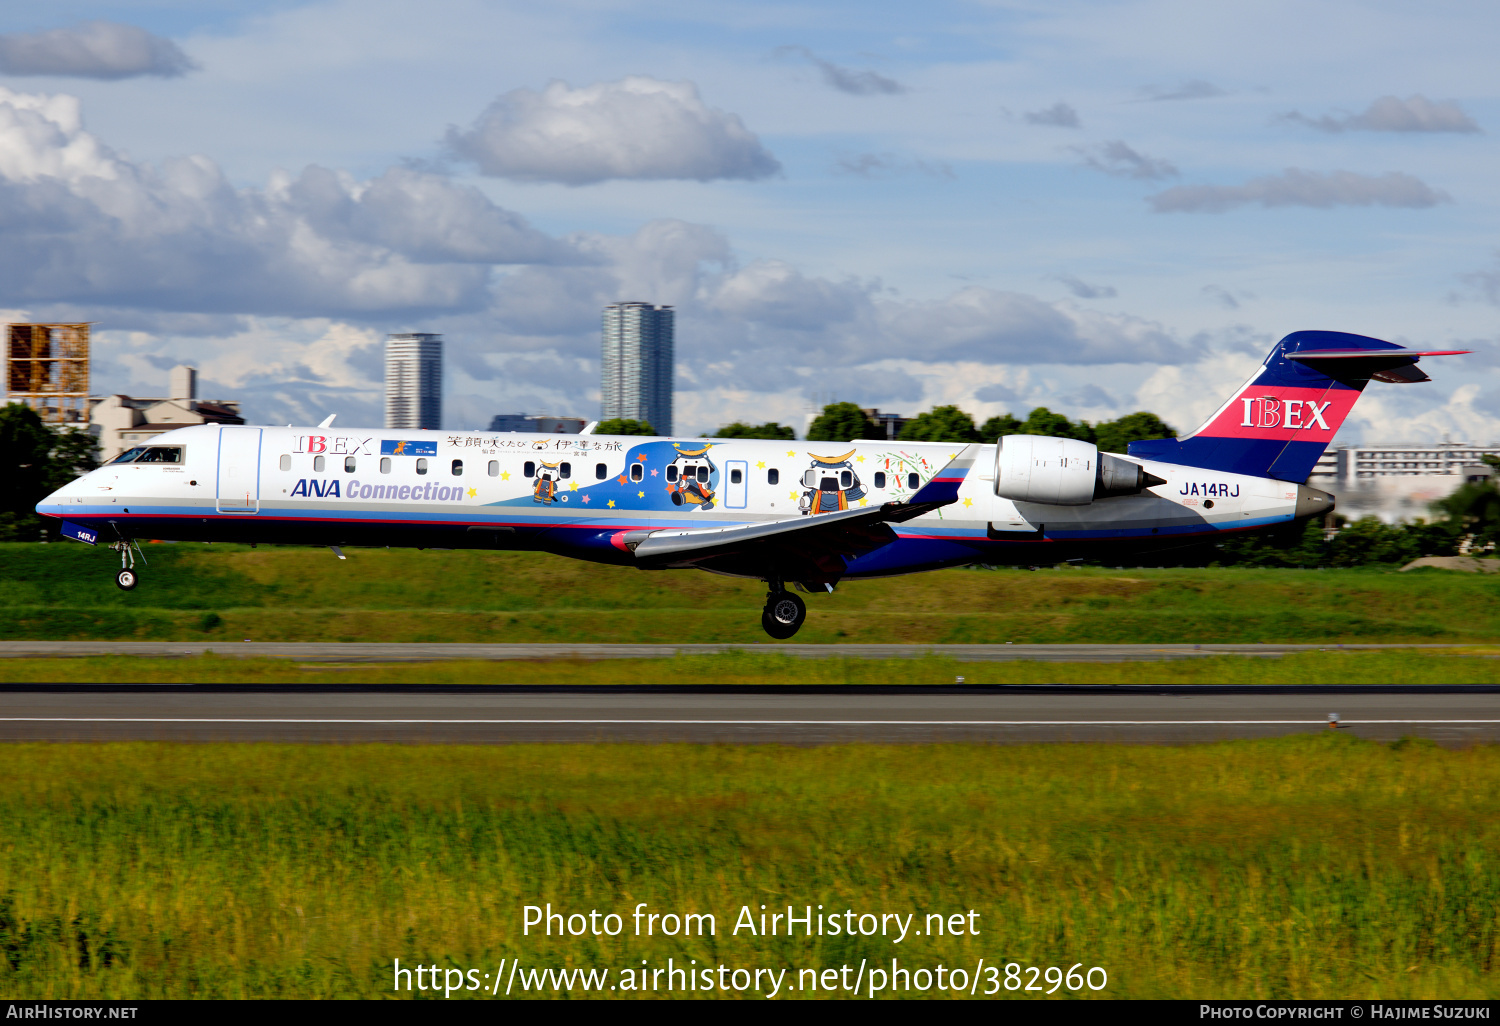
[{"xmin": 0, "ymin": 0, "xmax": 1497, "ymax": 443}]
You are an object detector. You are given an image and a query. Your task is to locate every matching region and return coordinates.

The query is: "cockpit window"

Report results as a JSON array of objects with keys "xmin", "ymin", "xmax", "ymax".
[{"xmin": 111, "ymin": 446, "xmax": 182, "ymax": 465}]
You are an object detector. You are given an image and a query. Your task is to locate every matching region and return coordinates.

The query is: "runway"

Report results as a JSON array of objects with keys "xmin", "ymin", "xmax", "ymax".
[
  {"xmin": 2, "ymin": 687, "xmax": 1496, "ymax": 744},
  {"xmin": 0, "ymin": 641, "xmax": 1475, "ymax": 662}
]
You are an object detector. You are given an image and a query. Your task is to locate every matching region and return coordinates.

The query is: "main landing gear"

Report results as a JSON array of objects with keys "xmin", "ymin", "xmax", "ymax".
[
  {"xmin": 111, "ymin": 538, "xmax": 146, "ymax": 591},
  {"xmin": 761, "ymin": 586, "xmax": 806, "ymax": 640}
]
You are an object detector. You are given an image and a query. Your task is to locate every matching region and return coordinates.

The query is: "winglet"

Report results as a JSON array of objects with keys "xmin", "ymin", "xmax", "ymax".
[{"xmin": 906, "ymin": 444, "xmax": 982, "ymax": 507}]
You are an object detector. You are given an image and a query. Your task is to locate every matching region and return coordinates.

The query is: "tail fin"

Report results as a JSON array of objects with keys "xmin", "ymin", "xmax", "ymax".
[{"xmin": 1128, "ymin": 331, "xmax": 1469, "ymax": 482}]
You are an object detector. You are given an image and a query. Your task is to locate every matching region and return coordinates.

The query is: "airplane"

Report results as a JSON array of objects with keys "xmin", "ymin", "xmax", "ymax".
[{"xmin": 36, "ymin": 331, "xmax": 1467, "ymax": 638}]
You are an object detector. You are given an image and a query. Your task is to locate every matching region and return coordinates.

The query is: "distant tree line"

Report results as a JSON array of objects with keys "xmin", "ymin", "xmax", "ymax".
[
  {"xmin": 802, "ymin": 400, "xmax": 1176, "ymax": 452},
  {"xmin": 0, "ymin": 403, "xmax": 99, "ymax": 541}
]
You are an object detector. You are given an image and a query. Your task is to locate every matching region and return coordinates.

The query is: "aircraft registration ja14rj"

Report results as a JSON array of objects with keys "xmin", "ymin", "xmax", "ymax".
[{"xmin": 36, "ymin": 331, "xmax": 1468, "ymax": 638}]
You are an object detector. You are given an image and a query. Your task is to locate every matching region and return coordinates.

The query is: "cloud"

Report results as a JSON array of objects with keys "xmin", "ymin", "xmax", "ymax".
[
  {"xmin": 1141, "ymin": 80, "xmax": 1226, "ymax": 102},
  {"xmin": 775, "ymin": 46, "xmax": 905, "ymax": 96},
  {"xmin": 1024, "ymin": 102, "xmax": 1080, "ymax": 128},
  {"xmin": 444, "ymin": 77, "xmax": 780, "ymax": 185},
  {"xmin": 1150, "ymin": 168, "xmax": 1452, "ymax": 213},
  {"xmin": 0, "ymin": 21, "xmax": 196, "ymax": 80},
  {"xmin": 1280, "ymin": 95, "xmax": 1480, "ymax": 134},
  {"xmin": 833, "ymin": 152, "xmax": 954, "ymax": 179},
  {"xmin": 1075, "ymin": 140, "xmax": 1177, "ymax": 180},
  {"xmin": 974, "ymin": 382, "xmax": 1018, "ymax": 403},
  {"xmin": 1202, "ymin": 285, "xmax": 1241, "ymax": 310},
  {"xmin": 710, "ymin": 261, "xmax": 871, "ymax": 331},
  {"xmin": 0, "ymin": 86, "xmax": 572, "ymax": 317},
  {"xmin": 1055, "ymin": 274, "xmax": 1117, "ymax": 299}
]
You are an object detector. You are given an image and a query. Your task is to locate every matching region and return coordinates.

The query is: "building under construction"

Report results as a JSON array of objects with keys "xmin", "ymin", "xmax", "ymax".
[{"xmin": 5, "ymin": 323, "xmax": 91, "ymax": 425}]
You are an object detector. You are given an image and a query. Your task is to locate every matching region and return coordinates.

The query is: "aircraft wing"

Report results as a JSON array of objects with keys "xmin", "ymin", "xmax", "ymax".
[{"xmin": 623, "ymin": 444, "xmax": 982, "ymax": 584}]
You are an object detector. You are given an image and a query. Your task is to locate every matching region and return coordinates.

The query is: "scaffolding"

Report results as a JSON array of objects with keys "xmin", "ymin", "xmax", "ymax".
[{"xmin": 5, "ymin": 323, "xmax": 91, "ymax": 425}]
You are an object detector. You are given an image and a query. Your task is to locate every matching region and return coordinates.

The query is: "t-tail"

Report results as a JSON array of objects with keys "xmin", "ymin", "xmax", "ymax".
[{"xmin": 1128, "ymin": 331, "xmax": 1470, "ymax": 482}]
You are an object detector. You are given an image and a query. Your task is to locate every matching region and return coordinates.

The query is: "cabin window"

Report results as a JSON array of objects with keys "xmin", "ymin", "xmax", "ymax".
[
  {"xmin": 840, "ymin": 470, "xmax": 852, "ymax": 488},
  {"xmin": 313, "ymin": 455, "xmax": 325, "ymax": 473},
  {"xmin": 664, "ymin": 465, "xmax": 677, "ymax": 482},
  {"xmin": 381, "ymin": 458, "xmax": 392, "ymax": 474},
  {"xmin": 907, "ymin": 472, "xmax": 919, "ymax": 490},
  {"xmin": 767, "ymin": 468, "xmax": 779, "ymax": 485},
  {"xmin": 279, "ymin": 455, "xmax": 291, "ymax": 471},
  {"xmin": 874, "ymin": 471, "xmax": 885, "ymax": 489},
  {"xmin": 451, "ymin": 459, "xmax": 463, "ymax": 476},
  {"xmin": 697, "ymin": 466, "xmax": 710, "ymax": 483},
  {"xmin": 559, "ymin": 462, "xmax": 571, "ymax": 479},
  {"xmin": 523, "ymin": 461, "xmax": 535, "ymax": 478},
  {"xmin": 416, "ymin": 458, "xmax": 428, "ymax": 475},
  {"xmin": 345, "ymin": 456, "xmax": 356, "ymax": 472},
  {"xmin": 631, "ymin": 463, "xmax": 645, "ymax": 483},
  {"xmin": 595, "ymin": 463, "xmax": 607, "ymax": 480},
  {"xmin": 488, "ymin": 461, "xmax": 499, "ymax": 477},
  {"xmin": 730, "ymin": 468, "xmax": 742, "ymax": 484}
]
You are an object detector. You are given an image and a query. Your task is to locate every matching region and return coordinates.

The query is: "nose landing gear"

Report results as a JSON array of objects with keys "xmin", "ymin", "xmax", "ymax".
[
  {"xmin": 761, "ymin": 586, "xmax": 806, "ymax": 640},
  {"xmin": 111, "ymin": 537, "xmax": 146, "ymax": 591}
]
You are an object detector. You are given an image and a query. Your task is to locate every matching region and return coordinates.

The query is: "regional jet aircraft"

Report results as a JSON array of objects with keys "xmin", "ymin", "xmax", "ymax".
[{"xmin": 37, "ymin": 332, "xmax": 1466, "ymax": 638}]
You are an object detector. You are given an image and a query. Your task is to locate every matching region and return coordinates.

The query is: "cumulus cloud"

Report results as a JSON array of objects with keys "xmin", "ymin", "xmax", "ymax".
[
  {"xmin": 711, "ymin": 261, "xmax": 871, "ymax": 331},
  {"xmin": 1150, "ymin": 168, "xmax": 1451, "ymax": 213},
  {"xmin": 833, "ymin": 152, "xmax": 953, "ymax": 179},
  {"xmin": 1202, "ymin": 285, "xmax": 1243, "ymax": 310},
  {"xmin": 0, "ymin": 21, "xmax": 196, "ymax": 80},
  {"xmin": 1075, "ymin": 140, "xmax": 1177, "ymax": 180},
  {"xmin": 1024, "ymin": 102, "xmax": 1080, "ymax": 128},
  {"xmin": 1141, "ymin": 79, "xmax": 1226, "ymax": 102},
  {"xmin": 775, "ymin": 46, "xmax": 905, "ymax": 96},
  {"xmin": 0, "ymin": 87, "xmax": 572, "ymax": 317},
  {"xmin": 445, "ymin": 77, "xmax": 780, "ymax": 185},
  {"xmin": 1280, "ymin": 95, "xmax": 1480, "ymax": 134},
  {"xmin": 974, "ymin": 382, "xmax": 1018, "ymax": 403},
  {"xmin": 1055, "ymin": 274, "xmax": 1117, "ymax": 299}
]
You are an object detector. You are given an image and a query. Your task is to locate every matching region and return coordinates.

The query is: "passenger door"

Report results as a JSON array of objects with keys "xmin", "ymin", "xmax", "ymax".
[
  {"xmin": 216, "ymin": 427, "xmax": 262, "ymax": 513},
  {"xmin": 724, "ymin": 460, "xmax": 748, "ymax": 508}
]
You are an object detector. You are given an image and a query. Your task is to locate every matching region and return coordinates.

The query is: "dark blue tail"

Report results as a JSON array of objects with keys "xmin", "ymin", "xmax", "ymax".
[{"xmin": 1128, "ymin": 331, "xmax": 1463, "ymax": 482}]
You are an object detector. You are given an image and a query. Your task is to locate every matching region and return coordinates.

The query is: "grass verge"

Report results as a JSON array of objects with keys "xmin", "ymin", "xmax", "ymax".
[
  {"xmin": 0, "ymin": 649, "xmax": 1497, "ymax": 686},
  {"xmin": 3, "ymin": 544, "xmax": 1499, "ymax": 643},
  {"xmin": 0, "ymin": 736, "xmax": 1494, "ymax": 999}
]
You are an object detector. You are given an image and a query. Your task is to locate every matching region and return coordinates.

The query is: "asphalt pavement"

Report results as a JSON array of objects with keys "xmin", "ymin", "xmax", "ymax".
[{"xmin": 1, "ymin": 687, "xmax": 1494, "ymax": 745}]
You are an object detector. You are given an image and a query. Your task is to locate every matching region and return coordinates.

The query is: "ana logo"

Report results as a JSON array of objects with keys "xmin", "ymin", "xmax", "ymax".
[{"xmin": 1240, "ymin": 397, "xmax": 1332, "ymax": 431}]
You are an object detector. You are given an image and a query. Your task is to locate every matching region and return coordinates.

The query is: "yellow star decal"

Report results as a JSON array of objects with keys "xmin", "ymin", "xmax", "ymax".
[
  {"xmin": 607, "ymin": 499, "xmax": 615, "ymax": 508},
  {"xmin": 500, "ymin": 471, "xmax": 510, "ymax": 481},
  {"xmin": 858, "ymin": 497, "xmax": 869, "ymax": 507},
  {"xmin": 756, "ymin": 461, "xmax": 765, "ymax": 469},
  {"xmin": 856, "ymin": 455, "xmax": 864, "ymax": 463},
  {"xmin": 569, "ymin": 480, "xmax": 579, "ymax": 491},
  {"xmin": 962, "ymin": 497, "xmax": 973, "ymax": 507},
  {"xmin": 467, "ymin": 487, "xmax": 477, "ymax": 498},
  {"xmin": 948, "ymin": 453, "xmax": 957, "ymax": 460},
  {"xmin": 786, "ymin": 450, "xmax": 796, "ymax": 457},
  {"xmin": 789, "ymin": 491, "xmax": 799, "ymax": 500},
  {"xmin": 637, "ymin": 490, "xmax": 645, "ymax": 498}
]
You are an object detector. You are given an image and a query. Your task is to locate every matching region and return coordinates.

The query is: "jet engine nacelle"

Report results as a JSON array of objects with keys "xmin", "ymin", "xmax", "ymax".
[{"xmin": 994, "ymin": 435, "xmax": 1162, "ymax": 506}]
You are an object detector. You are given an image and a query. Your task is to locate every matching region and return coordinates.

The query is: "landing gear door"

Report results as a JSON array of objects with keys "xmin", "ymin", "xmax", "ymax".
[
  {"xmin": 216, "ymin": 427, "xmax": 263, "ymax": 514},
  {"xmin": 725, "ymin": 460, "xmax": 748, "ymax": 509}
]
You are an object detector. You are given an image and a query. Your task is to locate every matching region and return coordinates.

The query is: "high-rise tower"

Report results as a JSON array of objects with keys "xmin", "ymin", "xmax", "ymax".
[
  {"xmin": 385, "ymin": 333, "xmax": 442, "ymax": 430},
  {"xmin": 601, "ymin": 302, "xmax": 673, "ymax": 436}
]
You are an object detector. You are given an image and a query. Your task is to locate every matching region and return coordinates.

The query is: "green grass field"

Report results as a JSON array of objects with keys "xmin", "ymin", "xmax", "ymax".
[
  {"xmin": 4, "ymin": 542, "xmax": 1500, "ymax": 644},
  {"xmin": 2, "ymin": 648, "xmax": 1498, "ymax": 685},
  {"xmin": 0, "ymin": 736, "xmax": 1495, "ymax": 1000}
]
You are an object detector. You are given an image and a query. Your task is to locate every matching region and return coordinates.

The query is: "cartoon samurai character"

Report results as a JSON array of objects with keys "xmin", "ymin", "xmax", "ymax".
[
  {"xmin": 666, "ymin": 444, "xmax": 717, "ymax": 510},
  {"xmin": 798, "ymin": 450, "xmax": 867, "ymax": 515},
  {"xmin": 533, "ymin": 460, "xmax": 561, "ymax": 504}
]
